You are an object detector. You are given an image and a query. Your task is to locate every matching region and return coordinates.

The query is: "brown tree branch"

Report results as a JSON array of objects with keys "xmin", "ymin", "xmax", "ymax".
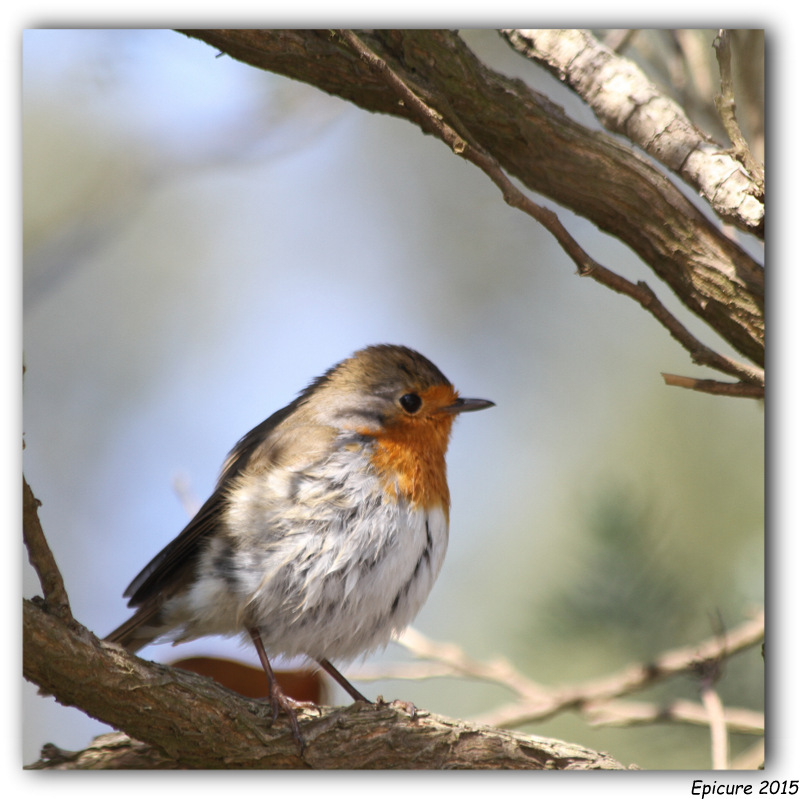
[
  {"xmin": 23, "ymin": 471, "xmax": 629, "ymax": 770},
  {"xmin": 177, "ymin": 29, "xmax": 764, "ymax": 370},
  {"xmin": 500, "ymin": 29, "xmax": 764, "ymax": 237},
  {"xmin": 334, "ymin": 30, "xmax": 762, "ymax": 395},
  {"xmin": 23, "ymin": 598, "xmax": 628, "ymax": 770},
  {"xmin": 26, "ymin": 724, "xmax": 627, "ymax": 771},
  {"xmin": 28, "ymin": 734, "xmax": 184, "ymax": 770}
]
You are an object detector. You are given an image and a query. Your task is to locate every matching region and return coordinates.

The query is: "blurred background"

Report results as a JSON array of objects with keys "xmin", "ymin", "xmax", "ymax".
[{"xmin": 22, "ymin": 29, "xmax": 764, "ymax": 768}]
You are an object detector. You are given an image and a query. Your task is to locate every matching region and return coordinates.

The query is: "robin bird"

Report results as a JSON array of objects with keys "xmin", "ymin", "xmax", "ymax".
[{"xmin": 106, "ymin": 344, "xmax": 493, "ymax": 750}]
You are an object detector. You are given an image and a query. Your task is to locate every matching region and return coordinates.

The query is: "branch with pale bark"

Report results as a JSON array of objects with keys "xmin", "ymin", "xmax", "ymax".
[
  {"xmin": 370, "ymin": 620, "xmax": 764, "ymax": 732},
  {"xmin": 500, "ymin": 29, "xmax": 764, "ymax": 236}
]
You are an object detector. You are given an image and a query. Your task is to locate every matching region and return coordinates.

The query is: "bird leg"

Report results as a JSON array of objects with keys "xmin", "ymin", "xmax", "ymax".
[
  {"xmin": 317, "ymin": 658, "xmax": 369, "ymax": 703},
  {"xmin": 248, "ymin": 628, "xmax": 305, "ymax": 752},
  {"xmin": 318, "ymin": 659, "xmax": 417, "ymax": 719}
]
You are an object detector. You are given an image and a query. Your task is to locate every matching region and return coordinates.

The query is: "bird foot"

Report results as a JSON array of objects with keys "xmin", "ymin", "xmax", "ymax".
[
  {"xmin": 375, "ymin": 695, "xmax": 418, "ymax": 719},
  {"xmin": 266, "ymin": 683, "xmax": 312, "ymax": 754}
]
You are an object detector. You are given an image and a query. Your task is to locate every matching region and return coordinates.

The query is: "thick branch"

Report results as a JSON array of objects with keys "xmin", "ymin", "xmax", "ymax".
[
  {"xmin": 23, "ymin": 598, "xmax": 628, "ymax": 769},
  {"xmin": 500, "ymin": 29, "xmax": 764, "ymax": 237},
  {"xmin": 337, "ymin": 31, "xmax": 762, "ymax": 393},
  {"xmin": 178, "ymin": 29, "xmax": 763, "ymax": 368}
]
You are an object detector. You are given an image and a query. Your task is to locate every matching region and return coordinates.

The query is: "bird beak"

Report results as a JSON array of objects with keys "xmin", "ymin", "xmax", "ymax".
[{"xmin": 441, "ymin": 397, "xmax": 495, "ymax": 414}]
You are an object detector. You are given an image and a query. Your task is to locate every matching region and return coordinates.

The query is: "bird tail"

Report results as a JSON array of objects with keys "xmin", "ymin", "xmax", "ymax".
[{"xmin": 105, "ymin": 604, "xmax": 163, "ymax": 653}]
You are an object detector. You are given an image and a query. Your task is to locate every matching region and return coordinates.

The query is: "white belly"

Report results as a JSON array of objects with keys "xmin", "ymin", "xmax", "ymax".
[{"xmin": 161, "ymin": 447, "xmax": 450, "ymax": 662}]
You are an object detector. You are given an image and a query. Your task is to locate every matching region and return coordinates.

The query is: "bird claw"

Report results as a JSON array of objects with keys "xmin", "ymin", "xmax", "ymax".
[
  {"xmin": 389, "ymin": 699, "xmax": 418, "ymax": 719},
  {"xmin": 265, "ymin": 684, "xmax": 310, "ymax": 754},
  {"xmin": 375, "ymin": 695, "xmax": 418, "ymax": 719}
]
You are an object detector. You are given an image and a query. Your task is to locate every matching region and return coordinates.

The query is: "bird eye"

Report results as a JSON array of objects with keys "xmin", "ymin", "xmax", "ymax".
[{"xmin": 399, "ymin": 393, "xmax": 422, "ymax": 414}]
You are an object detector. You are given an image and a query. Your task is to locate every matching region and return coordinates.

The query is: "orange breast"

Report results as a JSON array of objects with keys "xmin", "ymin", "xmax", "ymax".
[{"xmin": 367, "ymin": 385, "xmax": 457, "ymax": 515}]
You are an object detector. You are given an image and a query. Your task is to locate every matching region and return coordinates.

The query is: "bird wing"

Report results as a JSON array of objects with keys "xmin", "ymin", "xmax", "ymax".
[{"xmin": 123, "ymin": 400, "xmax": 302, "ymax": 608}]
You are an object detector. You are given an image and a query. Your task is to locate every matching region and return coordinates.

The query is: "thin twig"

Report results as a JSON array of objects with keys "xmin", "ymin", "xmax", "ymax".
[
  {"xmin": 484, "ymin": 608, "xmax": 763, "ymax": 728},
  {"xmin": 730, "ymin": 739, "xmax": 764, "ymax": 770},
  {"xmin": 585, "ymin": 275, "xmax": 763, "ymax": 388},
  {"xmin": 398, "ymin": 628, "xmax": 549, "ymax": 698},
  {"xmin": 23, "ymin": 475, "xmax": 72, "ymax": 621},
  {"xmin": 583, "ymin": 697, "xmax": 762, "ymax": 735},
  {"xmin": 661, "ymin": 373, "xmax": 764, "ymax": 398},
  {"xmin": 713, "ymin": 30, "xmax": 765, "ymax": 189},
  {"xmin": 337, "ymin": 30, "xmax": 763, "ymax": 394},
  {"xmin": 672, "ymin": 30, "xmax": 716, "ymax": 110},
  {"xmin": 348, "ymin": 658, "xmax": 763, "ymax": 736},
  {"xmin": 695, "ymin": 613, "xmax": 731, "ymax": 770},
  {"xmin": 701, "ymin": 683, "xmax": 730, "ymax": 769},
  {"xmin": 361, "ymin": 611, "xmax": 763, "ymax": 730},
  {"xmin": 602, "ymin": 29, "xmax": 637, "ymax": 54}
]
